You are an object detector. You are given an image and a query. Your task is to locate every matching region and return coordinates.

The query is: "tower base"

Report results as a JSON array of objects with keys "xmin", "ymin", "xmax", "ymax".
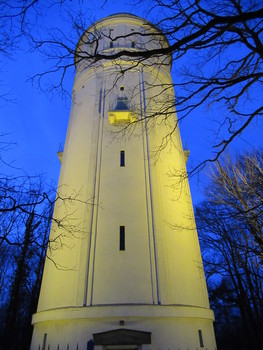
[{"xmin": 31, "ymin": 305, "xmax": 216, "ymax": 350}]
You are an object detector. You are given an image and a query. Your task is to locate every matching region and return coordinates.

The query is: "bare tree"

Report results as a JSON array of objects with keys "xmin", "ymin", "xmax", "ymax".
[
  {"xmin": 205, "ymin": 150, "xmax": 263, "ymax": 260},
  {"xmin": 195, "ymin": 150, "xmax": 263, "ymax": 349},
  {"xmin": 0, "ymin": 177, "xmax": 51, "ymax": 349},
  {"xmin": 0, "ymin": 1, "xmax": 262, "ymax": 170},
  {"xmin": 19, "ymin": 0, "xmax": 262, "ymax": 173},
  {"xmin": 0, "ymin": 172, "xmax": 92, "ymax": 349},
  {"xmin": 0, "ymin": 173, "xmax": 91, "ymax": 256}
]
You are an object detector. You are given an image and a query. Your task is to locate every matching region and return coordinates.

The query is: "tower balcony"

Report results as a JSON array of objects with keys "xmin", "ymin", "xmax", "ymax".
[{"xmin": 108, "ymin": 97, "xmax": 136, "ymax": 125}]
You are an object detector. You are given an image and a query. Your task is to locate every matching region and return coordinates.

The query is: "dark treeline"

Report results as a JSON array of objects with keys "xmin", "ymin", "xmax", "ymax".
[
  {"xmin": 0, "ymin": 175, "xmax": 53, "ymax": 350},
  {"xmin": 196, "ymin": 150, "xmax": 263, "ymax": 350}
]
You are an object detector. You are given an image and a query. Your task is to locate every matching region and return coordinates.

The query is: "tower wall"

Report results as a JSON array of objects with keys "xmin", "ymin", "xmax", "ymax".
[{"xmin": 31, "ymin": 14, "xmax": 216, "ymax": 350}]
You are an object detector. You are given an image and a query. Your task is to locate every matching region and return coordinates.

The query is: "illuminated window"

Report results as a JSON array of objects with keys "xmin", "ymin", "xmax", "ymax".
[
  {"xmin": 108, "ymin": 96, "xmax": 136, "ymax": 125},
  {"xmin": 198, "ymin": 330, "xmax": 204, "ymax": 348},
  {"xmin": 120, "ymin": 150, "xmax": 125, "ymax": 167},
  {"xmin": 120, "ymin": 226, "xmax": 125, "ymax": 250}
]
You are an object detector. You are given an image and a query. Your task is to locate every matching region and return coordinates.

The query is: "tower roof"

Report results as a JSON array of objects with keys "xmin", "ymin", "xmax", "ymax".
[
  {"xmin": 84, "ymin": 13, "xmax": 168, "ymax": 39},
  {"xmin": 74, "ymin": 13, "xmax": 171, "ymax": 67}
]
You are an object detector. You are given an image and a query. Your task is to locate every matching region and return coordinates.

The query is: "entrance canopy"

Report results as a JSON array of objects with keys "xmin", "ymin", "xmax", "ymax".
[{"xmin": 93, "ymin": 329, "xmax": 151, "ymax": 345}]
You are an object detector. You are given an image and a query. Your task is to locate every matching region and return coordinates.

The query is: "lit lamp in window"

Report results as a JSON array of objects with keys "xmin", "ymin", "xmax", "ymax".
[{"xmin": 108, "ymin": 96, "xmax": 136, "ymax": 124}]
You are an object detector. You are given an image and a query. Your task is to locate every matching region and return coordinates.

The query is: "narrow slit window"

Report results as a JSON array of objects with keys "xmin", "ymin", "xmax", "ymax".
[
  {"xmin": 131, "ymin": 41, "xmax": 135, "ymax": 48},
  {"xmin": 110, "ymin": 41, "xmax": 113, "ymax": 48},
  {"xmin": 198, "ymin": 330, "xmax": 204, "ymax": 348},
  {"xmin": 120, "ymin": 226, "xmax": 125, "ymax": 250},
  {"xmin": 120, "ymin": 150, "xmax": 125, "ymax": 167},
  {"xmin": 42, "ymin": 333, "xmax": 47, "ymax": 350}
]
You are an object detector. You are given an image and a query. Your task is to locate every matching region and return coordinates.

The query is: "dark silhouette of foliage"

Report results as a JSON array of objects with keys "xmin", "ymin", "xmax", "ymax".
[
  {"xmin": 196, "ymin": 150, "xmax": 263, "ymax": 350},
  {"xmin": 0, "ymin": 177, "xmax": 53, "ymax": 350}
]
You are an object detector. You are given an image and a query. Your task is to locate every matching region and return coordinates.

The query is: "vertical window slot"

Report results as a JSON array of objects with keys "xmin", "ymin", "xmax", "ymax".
[
  {"xmin": 198, "ymin": 330, "xmax": 204, "ymax": 348},
  {"xmin": 42, "ymin": 333, "xmax": 47, "ymax": 350},
  {"xmin": 120, "ymin": 150, "xmax": 125, "ymax": 167},
  {"xmin": 120, "ymin": 226, "xmax": 125, "ymax": 250},
  {"xmin": 131, "ymin": 41, "xmax": 135, "ymax": 48}
]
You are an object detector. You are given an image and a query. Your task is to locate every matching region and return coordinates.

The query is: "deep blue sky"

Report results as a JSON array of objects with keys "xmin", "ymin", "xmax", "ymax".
[{"xmin": 1, "ymin": 0, "xmax": 262, "ymax": 205}]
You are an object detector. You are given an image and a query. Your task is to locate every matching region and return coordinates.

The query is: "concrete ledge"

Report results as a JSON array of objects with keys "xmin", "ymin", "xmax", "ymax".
[{"xmin": 32, "ymin": 304, "xmax": 215, "ymax": 324}]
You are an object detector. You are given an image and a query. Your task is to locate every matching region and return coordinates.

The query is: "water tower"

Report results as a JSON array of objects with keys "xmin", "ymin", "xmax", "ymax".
[{"xmin": 31, "ymin": 13, "xmax": 216, "ymax": 350}]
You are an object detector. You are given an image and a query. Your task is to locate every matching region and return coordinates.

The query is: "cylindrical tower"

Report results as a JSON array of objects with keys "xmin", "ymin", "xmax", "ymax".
[{"xmin": 31, "ymin": 13, "xmax": 216, "ymax": 350}]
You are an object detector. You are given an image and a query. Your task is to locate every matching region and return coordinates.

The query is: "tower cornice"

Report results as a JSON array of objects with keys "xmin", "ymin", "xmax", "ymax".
[{"xmin": 74, "ymin": 13, "xmax": 171, "ymax": 69}]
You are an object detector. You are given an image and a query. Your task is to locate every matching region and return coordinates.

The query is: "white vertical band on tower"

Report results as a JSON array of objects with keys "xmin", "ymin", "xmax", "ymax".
[
  {"xmin": 83, "ymin": 75, "xmax": 105, "ymax": 306},
  {"xmin": 140, "ymin": 68, "xmax": 161, "ymax": 305},
  {"xmin": 89, "ymin": 86, "xmax": 106, "ymax": 305},
  {"xmin": 139, "ymin": 71, "xmax": 155, "ymax": 305}
]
